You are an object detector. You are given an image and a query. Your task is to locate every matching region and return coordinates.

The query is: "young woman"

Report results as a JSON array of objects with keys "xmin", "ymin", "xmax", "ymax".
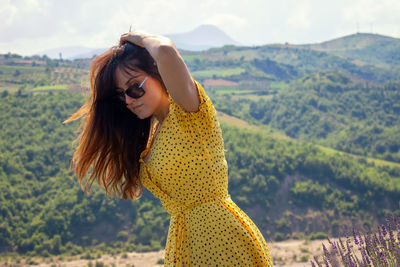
[{"xmin": 66, "ymin": 30, "xmax": 273, "ymax": 266}]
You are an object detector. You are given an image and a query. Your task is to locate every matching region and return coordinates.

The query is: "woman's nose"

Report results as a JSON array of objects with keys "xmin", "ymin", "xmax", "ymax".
[{"xmin": 125, "ymin": 94, "xmax": 137, "ymax": 105}]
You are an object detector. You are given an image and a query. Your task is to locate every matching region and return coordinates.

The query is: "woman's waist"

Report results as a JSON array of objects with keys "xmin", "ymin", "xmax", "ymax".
[{"xmin": 161, "ymin": 193, "xmax": 231, "ymax": 216}]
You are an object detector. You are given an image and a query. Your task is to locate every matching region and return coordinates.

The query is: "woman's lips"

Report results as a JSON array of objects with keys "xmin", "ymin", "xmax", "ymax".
[{"xmin": 131, "ymin": 104, "xmax": 142, "ymax": 112}]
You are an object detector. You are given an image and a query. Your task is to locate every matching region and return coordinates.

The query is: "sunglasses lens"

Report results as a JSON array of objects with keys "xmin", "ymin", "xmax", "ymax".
[
  {"xmin": 125, "ymin": 84, "xmax": 145, "ymax": 99},
  {"xmin": 112, "ymin": 91, "xmax": 125, "ymax": 102}
]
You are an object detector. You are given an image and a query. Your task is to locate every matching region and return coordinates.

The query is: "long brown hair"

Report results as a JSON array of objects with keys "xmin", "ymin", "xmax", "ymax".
[{"xmin": 65, "ymin": 42, "xmax": 165, "ymax": 199}]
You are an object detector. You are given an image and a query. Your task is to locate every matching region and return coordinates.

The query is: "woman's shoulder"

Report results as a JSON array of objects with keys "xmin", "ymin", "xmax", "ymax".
[
  {"xmin": 165, "ymin": 78, "xmax": 218, "ymax": 135},
  {"xmin": 168, "ymin": 78, "xmax": 212, "ymax": 116}
]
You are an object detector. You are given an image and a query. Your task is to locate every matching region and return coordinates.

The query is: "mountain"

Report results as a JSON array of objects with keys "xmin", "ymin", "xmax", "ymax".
[
  {"xmin": 36, "ymin": 24, "xmax": 240, "ymax": 59},
  {"xmin": 166, "ymin": 24, "xmax": 241, "ymax": 51},
  {"xmin": 302, "ymin": 32, "xmax": 399, "ymax": 51},
  {"xmin": 300, "ymin": 33, "xmax": 400, "ymax": 67},
  {"xmin": 36, "ymin": 46, "xmax": 104, "ymax": 60}
]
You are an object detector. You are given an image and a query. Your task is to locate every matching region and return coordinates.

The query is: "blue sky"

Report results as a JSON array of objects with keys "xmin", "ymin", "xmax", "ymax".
[{"xmin": 1, "ymin": 0, "xmax": 400, "ymax": 55}]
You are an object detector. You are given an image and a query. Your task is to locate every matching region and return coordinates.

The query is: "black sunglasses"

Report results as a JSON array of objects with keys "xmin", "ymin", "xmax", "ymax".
[{"xmin": 116, "ymin": 76, "xmax": 148, "ymax": 100}]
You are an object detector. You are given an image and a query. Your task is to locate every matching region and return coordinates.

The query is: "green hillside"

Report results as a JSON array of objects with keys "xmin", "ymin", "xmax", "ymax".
[
  {"xmin": 1, "ymin": 33, "xmax": 399, "ymax": 95},
  {"xmin": 213, "ymin": 70, "xmax": 400, "ymax": 163},
  {"xmin": 302, "ymin": 33, "xmax": 400, "ymax": 68},
  {"xmin": 0, "ymin": 53, "xmax": 89, "ymax": 93},
  {"xmin": 0, "ymin": 91, "xmax": 399, "ymax": 257},
  {"xmin": 1, "ymin": 34, "xmax": 400, "ymax": 257},
  {"xmin": 181, "ymin": 34, "xmax": 400, "ymax": 83}
]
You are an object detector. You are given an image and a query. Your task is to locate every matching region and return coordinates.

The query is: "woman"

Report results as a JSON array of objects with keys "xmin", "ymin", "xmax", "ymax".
[{"xmin": 66, "ymin": 30, "xmax": 273, "ymax": 266}]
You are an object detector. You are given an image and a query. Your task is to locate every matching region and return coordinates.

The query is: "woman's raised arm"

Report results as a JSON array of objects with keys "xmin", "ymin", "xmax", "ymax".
[{"xmin": 120, "ymin": 30, "xmax": 199, "ymax": 112}]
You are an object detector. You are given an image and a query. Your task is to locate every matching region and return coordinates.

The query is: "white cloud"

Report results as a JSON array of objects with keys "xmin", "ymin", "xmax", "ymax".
[
  {"xmin": 286, "ymin": 2, "xmax": 312, "ymax": 30},
  {"xmin": 202, "ymin": 13, "xmax": 248, "ymax": 42},
  {"xmin": 0, "ymin": 0, "xmax": 399, "ymax": 55},
  {"xmin": 343, "ymin": 0, "xmax": 400, "ymax": 35},
  {"xmin": 203, "ymin": 13, "xmax": 248, "ymax": 30},
  {"xmin": 1, "ymin": 1, "xmax": 18, "ymax": 25}
]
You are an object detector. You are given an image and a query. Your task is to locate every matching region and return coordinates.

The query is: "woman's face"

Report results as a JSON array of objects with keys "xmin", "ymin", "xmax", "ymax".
[{"xmin": 115, "ymin": 66, "xmax": 167, "ymax": 119}]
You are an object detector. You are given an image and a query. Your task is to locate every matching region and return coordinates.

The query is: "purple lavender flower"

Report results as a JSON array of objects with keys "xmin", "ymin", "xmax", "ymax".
[
  {"xmin": 361, "ymin": 247, "xmax": 370, "ymax": 265},
  {"xmin": 323, "ymin": 243, "xmax": 328, "ymax": 254},
  {"xmin": 327, "ymin": 236, "xmax": 337, "ymax": 250},
  {"xmin": 352, "ymin": 227, "xmax": 362, "ymax": 246},
  {"xmin": 346, "ymin": 238, "xmax": 353, "ymax": 253},
  {"xmin": 381, "ymin": 225, "xmax": 387, "ymax": 237},
  {"xmin": 348, "ymin": 257, "xmax": 356, "ymax": 267},
  {"xmin": 378, "ymin": 226, "xmax": 388, "ymax": 250},
  {"xmin": 339, "ymin": 237, "xmax": 346, "ymax": 250},
  {"xmin": 323, "ymin": 256, "xmax": 329, "ymax": 266},
  {"xmin": 313, "ymin": 256, "xmax": 322, "ymax": 267},
  {"xmin": 357, "ymin": 230, "xmax": 364, "ymax": 246},
  {"xmin": 318, "ymin": 214, "xmax": 400, "ymax": 267}
]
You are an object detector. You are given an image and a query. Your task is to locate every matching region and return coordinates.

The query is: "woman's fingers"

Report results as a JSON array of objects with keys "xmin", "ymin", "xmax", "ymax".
[{"xmin": 119, "ymin": 31, "xmax": 147, "ymax": 47}]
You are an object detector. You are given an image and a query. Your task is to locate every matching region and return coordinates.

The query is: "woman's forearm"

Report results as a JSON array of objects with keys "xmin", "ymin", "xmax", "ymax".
[
  {"xmin": 138, "ymin": 33, "xmax": 177, "ymax": 62},
  {"xmin": 120, "ymin": 31, "xmax": 198, "ymax": 111}
]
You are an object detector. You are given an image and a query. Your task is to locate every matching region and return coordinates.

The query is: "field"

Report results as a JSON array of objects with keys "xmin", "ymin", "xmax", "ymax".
[
  {"xmin": 31, "ymin": 85, "xmax": 68, "ymax": 91},
  {"xmin": 191, "ymin": 67, "xmax": 246, "ymax": 78},
  {"xmin": 0, "ymin": 238, "xmax": 332, "ymax": 267}
]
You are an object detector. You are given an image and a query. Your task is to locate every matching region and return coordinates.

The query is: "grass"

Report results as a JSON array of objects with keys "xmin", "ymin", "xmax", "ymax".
[
  {"xmin": 232, "ymin": 94, "xmax": 274, "ymax": 101},
  {"xmin": 217, "ymin": 111, "xmax": 292, "ymax": 141},
  {"xmin": 214, "ymin": 89, "xmax": 259, "ymax": 95},
  {"xmin": 30, "ymin": 84, "xmax": 68, "ymax": 91},
  {"xmin": 0, "ymin": 65, "xmax": 45, "ymax": 72},
  {"xmin": 217, "ymin": 110, "xmax": 400, "ymax": 169},
  {"xmin": 181, "ymin": 55, "xmax": 202, "ymax": 61},
  {"xmin": 0, "ymin": 83, "xmax": 20, "ymax": 92},
  {"xmin": 223, "ymin": 50, "xmax": 260, "ymax": 60},
  {"xmin": 317, "ymin": 145, "xmax": 400, "ymax": 168},
  {"xmin": 270, "ymin": 82, "xmax": 289, "ymax": 90},
  {"xmin": 192, "ymin": 67, "xmax": 246, "ymax": 78}
]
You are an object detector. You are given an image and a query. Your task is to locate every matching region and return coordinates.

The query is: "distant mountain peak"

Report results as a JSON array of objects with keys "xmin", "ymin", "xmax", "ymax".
[
  {"xmin": 191, "ymin": 24, "xmax": 230, "ymax": 35},
  {"xmin": 166, "ymin": 24, "xmax": 241, "ymax": 51}
]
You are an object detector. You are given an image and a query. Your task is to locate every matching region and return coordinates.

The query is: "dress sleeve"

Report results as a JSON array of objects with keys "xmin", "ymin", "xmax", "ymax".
[{"xmin": 167, "ymin": 77, "xmax": 215, "ymax": 136}]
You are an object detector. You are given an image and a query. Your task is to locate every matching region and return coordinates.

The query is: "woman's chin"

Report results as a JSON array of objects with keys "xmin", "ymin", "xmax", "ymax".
[{"xmin": 135, "ymin": 111, "xmax": 151, "ymax": 120}]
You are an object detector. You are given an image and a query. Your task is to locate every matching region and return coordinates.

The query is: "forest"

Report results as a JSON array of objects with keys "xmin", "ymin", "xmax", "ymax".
[
  {"xmin": 0, "ymin": 90, "xmax": 399, "ymax": 257},
  {"xmin": 210, "ymin": 71, "xmax": 400, "ymax": 163},
  {"xmin": 0, "ymin": 33, "xmax": 400, "ymax": 258}
]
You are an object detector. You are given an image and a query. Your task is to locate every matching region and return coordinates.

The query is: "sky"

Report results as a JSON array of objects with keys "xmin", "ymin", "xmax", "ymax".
[{"xmin": 1, "ymin": 0, "xmax": 400, "ymax": 56}]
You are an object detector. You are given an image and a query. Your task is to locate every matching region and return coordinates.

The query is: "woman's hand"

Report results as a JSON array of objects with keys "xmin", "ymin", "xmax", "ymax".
[
  {"xmin": 120, "ymin": 30, "xmax": 172, "ymax": 49},
  {"xmin": 119, "ymin": 30, "xmax": 175, "ymax": 61},
  {"xmin": 120, "ymin": 30, "xmax": 199, "ymax": 113},
  {"xmin": 119, "ymin": 30, "xmax": 149, "ymax": 48}
]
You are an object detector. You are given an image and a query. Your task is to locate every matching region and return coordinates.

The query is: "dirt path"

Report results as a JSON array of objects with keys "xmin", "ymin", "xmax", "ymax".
[{"xmin": 1, "ymin": 250, "xmax": 164, "ymax": 267}]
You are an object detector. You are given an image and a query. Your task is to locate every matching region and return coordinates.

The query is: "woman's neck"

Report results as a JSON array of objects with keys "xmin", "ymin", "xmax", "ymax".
[{"xmin": 152, "ymin": 94, "xmax": 170, "ymax": 124}]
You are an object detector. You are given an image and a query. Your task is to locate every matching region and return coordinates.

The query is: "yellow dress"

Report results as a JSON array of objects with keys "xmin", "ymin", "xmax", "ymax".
[{"xmin": 139, "ymin": 78, "xmax": 273, "ymax": 266}]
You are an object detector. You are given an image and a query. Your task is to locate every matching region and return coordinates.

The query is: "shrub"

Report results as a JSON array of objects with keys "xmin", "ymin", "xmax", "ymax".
[
  {"xmin": 272, "ymin": 232, "xmax": 286, "ymax": 242},
  {"xmin": 117, "ymin": 231, "xmax": 129, "ymax": 241},
  {"xmin": 311, "ymin": 214, "xmax": 400, "ymax": 266},
  {"xmin": 81, "ymin": 252, "xmax": 95, "ymax": 259},
  {"xmin": 300, "ymin": 255, "xmax": 309, "ymax": 262},
  {"xmin": 309, "ymin": 232, "xmax": 327, "ymax": 240}
]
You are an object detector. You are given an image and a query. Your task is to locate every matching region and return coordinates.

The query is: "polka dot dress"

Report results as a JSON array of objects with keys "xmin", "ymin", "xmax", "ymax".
[{"xmin": 139, "ymin": 79, "xmax": 273, "ymax": 266}]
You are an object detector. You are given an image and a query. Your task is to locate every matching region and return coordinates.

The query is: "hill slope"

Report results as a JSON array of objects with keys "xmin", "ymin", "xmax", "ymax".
[
  {"xmin": 0, "ymin": 91, "xmax": 399, "ymax": 256},
  {"xmin": 301, "ymin": 33, "xmax": 400, "ymax": 68},
  {"xmin": 213, "ymin": 70, "xmax": 400, "ymax": 163}
]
